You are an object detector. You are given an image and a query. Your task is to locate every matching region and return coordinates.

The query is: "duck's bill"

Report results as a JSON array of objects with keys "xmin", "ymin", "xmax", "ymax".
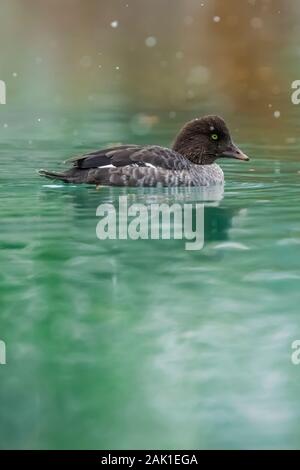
[{"xmin": 218, "ymin": 144, "xmax": 250, "ymax": 162}]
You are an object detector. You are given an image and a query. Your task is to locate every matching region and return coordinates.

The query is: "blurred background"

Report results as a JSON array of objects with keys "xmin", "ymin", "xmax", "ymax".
[
  {"xmin": 1, "ymin": 0, "xmax": 300, "ymax": 451},
  {"xmin": 0, "ymin": 0, "xmax": 299, "ymax": 126}
]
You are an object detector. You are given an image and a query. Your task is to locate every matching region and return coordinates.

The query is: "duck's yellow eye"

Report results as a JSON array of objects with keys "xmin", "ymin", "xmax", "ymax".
[{"xmin": 211, "ymin": 133, "xmax": 219, "ymax": 141}]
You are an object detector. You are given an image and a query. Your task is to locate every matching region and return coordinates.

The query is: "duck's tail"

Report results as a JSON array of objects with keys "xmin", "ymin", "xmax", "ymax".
[{"xmin": 38, "ymin": 168, "xmax": 90, "ymax": 184}]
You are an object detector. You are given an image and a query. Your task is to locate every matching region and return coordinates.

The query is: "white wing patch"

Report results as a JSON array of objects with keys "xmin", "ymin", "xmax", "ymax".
[{"xmin": 98, "ymin": 163, "xmax": 157, "ymax": 170}]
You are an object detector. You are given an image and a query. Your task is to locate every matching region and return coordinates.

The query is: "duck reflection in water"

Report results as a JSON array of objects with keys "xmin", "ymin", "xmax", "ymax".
[{"xmin": 38, "ymin": 184, "xmax": 247, "ymax": 248}]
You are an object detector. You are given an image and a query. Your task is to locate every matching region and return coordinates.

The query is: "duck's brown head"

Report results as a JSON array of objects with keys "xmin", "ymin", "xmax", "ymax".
[{"xmin": 172, "ymin": 115, "xmax": 249, "ymax": 165}]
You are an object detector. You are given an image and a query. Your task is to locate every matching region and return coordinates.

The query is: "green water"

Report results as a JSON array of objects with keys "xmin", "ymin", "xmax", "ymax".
[{"xmin": 1, "ymin": 109, "xmax": 300, "ymax": 449}]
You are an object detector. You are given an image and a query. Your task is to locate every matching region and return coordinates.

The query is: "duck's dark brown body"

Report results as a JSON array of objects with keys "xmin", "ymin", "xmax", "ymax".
[{"xmin": 38, "ymin": 116, "xmax": 249, "ymax": 187}]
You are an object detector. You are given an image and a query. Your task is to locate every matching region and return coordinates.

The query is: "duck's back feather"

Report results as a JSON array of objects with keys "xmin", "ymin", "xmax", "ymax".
[{"xmin": 68, "ymin": 145, "xmax": 191, "ymax": 171}]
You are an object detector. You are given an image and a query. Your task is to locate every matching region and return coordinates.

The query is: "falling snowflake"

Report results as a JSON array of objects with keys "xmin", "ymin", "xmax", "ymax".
[
  {"xmin": 187, "ymin": 90, "xmax": 195, "ymax": 99},
  {"xmin": 12, "ymin": 72, "xmax": 18, "ymax": 77},
  {"xmin": 110, "ymin": 20, "xmax": 119, "ymax": 28},
  {"xmin": 250, "ymin": 17, "xmax": 263, "ymax": 29},
  {"xmin": 274, "ymin": 110, "xmax": 281, "ymax": 118},
  {"xmin": 213, "ymin": 16, "xmax": 221, "ymax": 23},
  {"xmin": 145, "ymin": 36, "xmax": 157, "ymax": 48},
  {"xmin": 188, "ymin": 65, "xmax": 211, "ymax": 86},
  {"xmin": 184, "ymin": 16, "xmax": 194, "ymax": 25}
]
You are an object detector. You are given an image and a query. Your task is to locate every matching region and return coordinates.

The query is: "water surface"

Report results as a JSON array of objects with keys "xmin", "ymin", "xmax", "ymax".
[{"xmin": 1, "ymin": 109, "xmax": 300, "ymax": 449}]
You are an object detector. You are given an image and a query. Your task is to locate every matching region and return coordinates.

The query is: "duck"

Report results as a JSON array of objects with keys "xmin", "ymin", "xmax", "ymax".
[{"xmin": 38, "ymin": 115, "xmax": 249, "ymax": 187}]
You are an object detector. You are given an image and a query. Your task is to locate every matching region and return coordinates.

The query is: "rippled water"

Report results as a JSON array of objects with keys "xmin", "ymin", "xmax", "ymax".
[{"xmin": 1, "ymin": 109, "xmax": 300, "ymax": 449}]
